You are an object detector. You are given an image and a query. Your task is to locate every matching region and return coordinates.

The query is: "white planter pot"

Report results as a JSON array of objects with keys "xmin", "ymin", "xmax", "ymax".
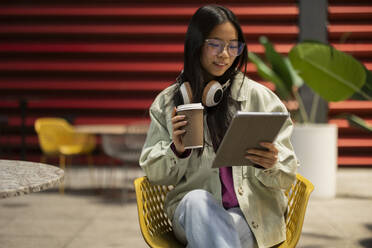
[{"xmin": 290, "ymin": 124, "xmax": 338, "ymax": 198}]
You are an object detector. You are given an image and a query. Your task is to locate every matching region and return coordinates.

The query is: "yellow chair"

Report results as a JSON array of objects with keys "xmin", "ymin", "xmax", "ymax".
[
  {"xmin": 35, "ymin": 118, "xmax": 96, "ymax": 193},
  {"xmin": 134, "ymin": 173, "xmax": 314, "ymax": 248}
]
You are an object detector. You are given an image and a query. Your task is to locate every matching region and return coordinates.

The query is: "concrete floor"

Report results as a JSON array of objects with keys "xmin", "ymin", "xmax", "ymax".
[{"xmin": 1, "ymin": 166, "xmax": 372, "ymax": 248}]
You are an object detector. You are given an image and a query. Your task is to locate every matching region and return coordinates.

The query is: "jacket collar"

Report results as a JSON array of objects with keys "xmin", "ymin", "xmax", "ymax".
[{"xmin": 229, "ymin": 72, "xmax": 251, "ymax": 101}]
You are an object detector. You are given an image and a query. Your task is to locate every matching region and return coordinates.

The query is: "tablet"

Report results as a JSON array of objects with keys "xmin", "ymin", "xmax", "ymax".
[{"xmin": 212, "ymin": 111, "xmax": 289, "ymax": 168}]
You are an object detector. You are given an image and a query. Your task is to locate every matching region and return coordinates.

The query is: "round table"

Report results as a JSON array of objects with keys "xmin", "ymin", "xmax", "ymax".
[{"xmin": 0, "ymin": 159, "xmax": 64, "ymax": 198}]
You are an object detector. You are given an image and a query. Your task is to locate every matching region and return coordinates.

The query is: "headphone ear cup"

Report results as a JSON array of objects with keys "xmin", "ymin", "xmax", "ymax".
[
  {"xmin": 202, "ymin": 80, "xmax": 224, "ymax": 107},
  {"xmin": 180, "ymin": 82, "xmax": 193, "ymax": 104}
]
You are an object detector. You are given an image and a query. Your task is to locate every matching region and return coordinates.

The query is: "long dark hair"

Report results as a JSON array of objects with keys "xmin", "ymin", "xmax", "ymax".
[{"xmin": 174, "ymin": 5, "xmax": 248, "ymax": 152}]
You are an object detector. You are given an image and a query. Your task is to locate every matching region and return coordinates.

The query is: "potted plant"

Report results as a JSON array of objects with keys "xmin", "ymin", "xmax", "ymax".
[{"xmin": 249, "ymin": 36, "xmax": 372, "ymax": 198}]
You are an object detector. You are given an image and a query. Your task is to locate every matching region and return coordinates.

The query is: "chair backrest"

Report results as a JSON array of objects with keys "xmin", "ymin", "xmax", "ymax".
[
  {"xmin": 101, "ymin": 133, "xmax": 146, "ymax": 163},
  {"xmin": 134, "ymin": 174, "xmax": 313, "ymax": 248},
  {"xmin": 134, "ymin": 177, "xmax": 184, "ymax": 248},
  {"xmin": 279, "ymin": 173, "xmax": 314, "ymax": 248},
  {"xmin": 34, "ymin": 118, "xmax": 75, "ymax": 155}
]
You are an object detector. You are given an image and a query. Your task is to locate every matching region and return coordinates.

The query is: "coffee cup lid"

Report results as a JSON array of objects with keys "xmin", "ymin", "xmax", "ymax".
[{"xmin": 177, "ymin": 103, "xmax": 204, "ymax": 111}]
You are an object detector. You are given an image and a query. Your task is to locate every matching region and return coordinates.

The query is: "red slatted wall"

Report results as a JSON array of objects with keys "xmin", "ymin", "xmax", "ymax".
[
  {"xmin": 328, "ymin": 0, "xmax": 372, "ymax": 166},
  {"xmin": 0, "ymin": 0, "xmax": 370, "ymax": 166}
]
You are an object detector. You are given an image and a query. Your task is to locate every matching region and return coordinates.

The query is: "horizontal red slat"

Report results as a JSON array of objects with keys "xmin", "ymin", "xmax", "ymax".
[
  {"xmin": 329, "ymin": 6, "xmax": 372, "ymax": 14},
  {"xmin": 0, "ymin": 24, "xmax": 299, "ymax": 36},
  {"xmin": 329, "ymin": 6, "xmax": 372, "ymax": 17},
  {"xmin": 0, "ymin": 135, "xmax": 39, "ymax": 146},
  {"xmin": 0, "ymin": 101, "xmax": 19, "ymax": 108},
  {"xmin": 0, "ymin": 25, "xmax": 187, "ymax": 35},
  {"xmin": 0, "ymin": 99, "xmax": 152, "ymax": 109},
  {"xmin": 338, "ymin": 138, "xmax": 372, "ymax": 147},
  {"xmin": 338, "ymin": 156, "xmax": 372, "ymax": 166},
  {"xmin": 5, "ymin": 116, "xmax": 150, "ymax": 127},
  {"xmin": 0, "ymin": 43, "xmax": 183, "ymax": 53},
  {"xmin": 28, "ymin": 99, "xmax": 152, "ymax": 109},
  {"xmin": 0, "ymin": 80, "xmax": 170, "ymax": 91},
  {"xmin": 0, "ymin": 5, "xmax": 298, "ymax": 18},
  {"xmin": 328, "ymin": 25, "xmax": 372, "ymax": 37},
  {"xmin": 329, "ymin": 101, "xmax": 372, "ymax": 111},
  {"xmin": 0, "ymin": 6, "xmax": 196, "ymax": 16},
  {"xmin": 0, "ymin": 61, "xmax": 183, "ymax": 72}
]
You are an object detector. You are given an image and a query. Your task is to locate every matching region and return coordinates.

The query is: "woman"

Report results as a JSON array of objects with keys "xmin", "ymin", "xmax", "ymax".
[{"xmin": 140, "ymin": 5, "xmax": 298, "ymax": 248}]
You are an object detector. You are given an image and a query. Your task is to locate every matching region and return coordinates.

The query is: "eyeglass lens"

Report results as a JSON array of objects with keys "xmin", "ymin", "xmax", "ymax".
[{"xmin": 205, "ymin": 39, "xmax": 244, "ymax": 57}]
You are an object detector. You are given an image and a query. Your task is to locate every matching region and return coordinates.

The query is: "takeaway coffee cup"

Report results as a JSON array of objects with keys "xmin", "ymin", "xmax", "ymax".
[{"xmin": 176, "ymin": 103, "xmax": 204, "ymax": 149}]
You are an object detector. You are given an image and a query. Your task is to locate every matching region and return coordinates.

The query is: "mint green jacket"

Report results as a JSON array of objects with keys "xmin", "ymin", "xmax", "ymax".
[{"xmin": 139, "ymin": 73, "xmax": 298, "ymax": 248}]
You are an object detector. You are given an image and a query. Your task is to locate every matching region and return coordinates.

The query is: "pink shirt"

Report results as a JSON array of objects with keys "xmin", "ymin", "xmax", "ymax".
[{"xmin": 219, "ymin": 166, "xmax": 239, "ymax": 209}]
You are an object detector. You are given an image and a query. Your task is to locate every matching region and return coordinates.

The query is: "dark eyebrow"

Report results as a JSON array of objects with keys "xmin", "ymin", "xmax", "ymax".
[{"xmin": 208, "ymin": 37, "xmax": 239, "ymax": 42}]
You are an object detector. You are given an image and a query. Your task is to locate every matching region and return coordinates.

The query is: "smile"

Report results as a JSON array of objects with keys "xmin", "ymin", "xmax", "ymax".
[{"xmin": 213, "ymin": 62, "xmax": 227, "ymax": 66}]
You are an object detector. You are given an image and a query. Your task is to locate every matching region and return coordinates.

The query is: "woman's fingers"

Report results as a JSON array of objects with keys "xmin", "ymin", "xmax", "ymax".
[
  {"xmin": 245, "ymin": 154, "xmax": 276, "ymax": 164},
  {"xmin": 172, "ymin": 107, "xmax": 187, "ymax": 154},
  {"xmin": 172, "ymin": 112, "xmax": 187, "ymax": 132},
  {"xmin": 173, "ymin": 129, "xmax": 186, "ymax": 137},
  {"xmin": 245, "ymin": 142, "xmax": 278, "ymax": 168},
  {"xmin": 245, "ymin": 155, "xmax": 276, "ymax": 169},
  {"xmin": 246, "ymin": 143, "xmax": 278, "ymax": 159},
  {"xmin": 172, "ymin": 114, "xmax": 186, "ymax": 123},
  {"xmin": 246, "ymin": 149, "xmax": 277, "ymax": 160},
  {"xmin": 172, "ymin": 107, "xmax": 187, "ymax": 132},
  {"xmin": 260, "ymin": 142, "xmax": 278, "ymax": 153},
  {"xmin": 173, "ymin": 121, "xmax": 187, "ymax": 132},
  {"xmin": 172, "ymin": 115, "xmax": 186, "ymax": 125},
  {"xmin": 172, "ymin": 108, "xmax": 186, "ymax": 126}
]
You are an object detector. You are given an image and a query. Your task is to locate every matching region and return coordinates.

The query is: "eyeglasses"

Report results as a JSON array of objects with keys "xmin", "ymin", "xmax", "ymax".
[{"xmin": 204, "ymin": 38, "xmax": 245, "ymax": 57}]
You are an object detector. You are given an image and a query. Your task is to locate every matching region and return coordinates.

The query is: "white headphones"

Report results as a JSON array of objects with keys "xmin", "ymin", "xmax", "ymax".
[{"xmin": 180, "ymin": 79, "xmax": 231, "ymax": 107}]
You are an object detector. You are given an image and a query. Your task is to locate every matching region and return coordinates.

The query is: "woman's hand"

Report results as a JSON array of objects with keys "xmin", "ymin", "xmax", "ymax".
[
  {"xmin": 245, "ymin": 142, "xmax": 278, "ymax": 169},
  {"xmin": 171, "ymin": 107, "xmax": 188, "ymax": 154}
]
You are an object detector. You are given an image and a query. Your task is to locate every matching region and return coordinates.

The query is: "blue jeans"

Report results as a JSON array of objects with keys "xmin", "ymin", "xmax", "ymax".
[{"xmin": 172, "ymin": 189, "xmax": 258, "ymax": 248}]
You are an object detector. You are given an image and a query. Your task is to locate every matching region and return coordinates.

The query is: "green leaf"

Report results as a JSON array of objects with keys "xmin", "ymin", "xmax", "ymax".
[
  {"xmin": 346, "ymin": 114, "xmax": 372, "ymax": 132},
  {"xmin": 351, "ymin": 66, "xmax": 372, "ymax": 100},
  {"xmin": 259, "ymin": 36, "xmax": 294, "ymax": 93},
  {"xmin": 289, "ymin": 42, "xmax": 367, "ymax": 102},
  {"xmin": 283, "ymin": 58, "xmax": 304, "ymax": 88},
  {"xmin": 248, "ymin": 51, "xmax": 291, "ymax": 100}
]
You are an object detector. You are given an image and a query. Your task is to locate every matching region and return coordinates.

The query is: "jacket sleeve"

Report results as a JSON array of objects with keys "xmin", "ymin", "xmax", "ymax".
[
  {"xmin": 139, "ymin": 95, "xmax": 191, "ymax": 186},
  {"xmin": 243, "ymin": 84, "xmax": 298, "ymax": 190},
  {"xmin": 255, "ymin": 115, "xmax": 298, "ymax": 190}
]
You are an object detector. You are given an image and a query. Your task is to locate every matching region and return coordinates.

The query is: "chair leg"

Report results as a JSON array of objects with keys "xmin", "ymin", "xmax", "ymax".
[
  {"xmin": 122, "ymin": 164, "xmax": 131, "ymax": 203},
  {"xmin": 86, "ymin": 154, "xmax": 97, "ymax": 189},
  {"xmin": 65, "ymin": 155, "xmax": 73, "ymax": 188},
  {"xmin": 108, "ymin": 157, "xmax": 118, "ymax": 189},
  {"xmin": 40, "ymin": 155, "xmax": 47, "ymax": 164},
  {"xmin": 59, "ymin": 154, "xmax": 66, "ymax": 194}
]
